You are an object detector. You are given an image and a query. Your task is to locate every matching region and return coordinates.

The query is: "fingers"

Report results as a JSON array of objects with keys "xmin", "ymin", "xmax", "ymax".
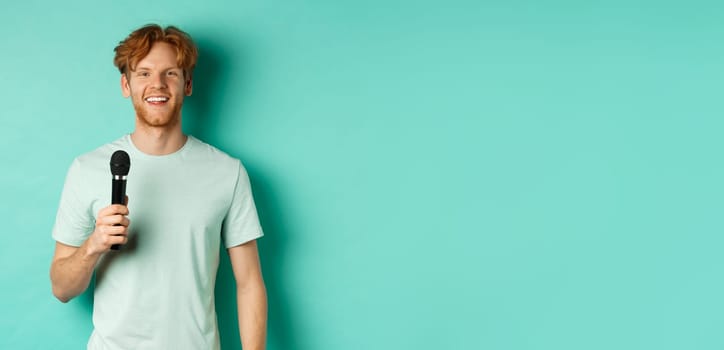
[
  {"xmin": 97, "ymin": 204, "xmax": 129, "ymax": 217},
  {"xmin": 89, "ymin": 203, "xmax": 131, "ymax": 254},
  {"xmin": 96, "ymin": 223, "xmax": 129, "ymax": 235},
  {"xmin": 100, "ymin": 230, "xmax": 128, "ymax": 245},
  {"xmin": 97, "ymin": 214, "xmax": 130, "ymax": 227},
  {"xmin": 90, "ymin": 230, "xmax": 128, "ymax": 250}
]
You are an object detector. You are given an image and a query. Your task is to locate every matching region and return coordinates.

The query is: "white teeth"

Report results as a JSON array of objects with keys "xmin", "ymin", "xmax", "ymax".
[{"xmin": 145, "ymin": 96, "xmax": 169, "ymax": 102}]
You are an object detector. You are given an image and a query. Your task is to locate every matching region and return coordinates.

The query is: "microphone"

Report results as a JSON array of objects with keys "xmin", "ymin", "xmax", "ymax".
[{"xmin": 110, "ymin": 150, "xmax": 130, "ymax": 250}]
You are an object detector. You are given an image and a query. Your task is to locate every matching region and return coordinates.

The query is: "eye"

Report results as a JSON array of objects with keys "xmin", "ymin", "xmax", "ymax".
[
  {"xmin": 167, "ymin": 71, "xmax": 179, "ymax": 76},
  {"xmin": 137, "ymin": 71, "xmax": 150, "ymax": 77}
]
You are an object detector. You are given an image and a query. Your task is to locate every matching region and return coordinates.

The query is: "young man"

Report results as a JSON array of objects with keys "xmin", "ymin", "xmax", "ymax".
[{"xmin": 50, "ymin": 24, "xmax": 267, "ymax": 350}]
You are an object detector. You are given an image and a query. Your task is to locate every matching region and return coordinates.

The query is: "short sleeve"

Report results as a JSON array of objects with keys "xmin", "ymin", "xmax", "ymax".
[
  {"xmin": 52, "ymin": 158, "xmax": 95, "ymax": 247},
  {"xmin": 221, "ymin": 162, "xmax": 264, "ymax": 248}
]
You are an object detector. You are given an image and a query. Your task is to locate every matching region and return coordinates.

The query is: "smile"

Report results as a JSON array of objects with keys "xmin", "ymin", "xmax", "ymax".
[{"xmin": 145, "ymin": 96, "xmax": 170, "ymax": 103}]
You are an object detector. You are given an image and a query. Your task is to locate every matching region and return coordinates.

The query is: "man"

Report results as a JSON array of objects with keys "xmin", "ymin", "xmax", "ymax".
[{"xmin": 49, "ymin": 24, "xmax": 267, "ymax": 350}]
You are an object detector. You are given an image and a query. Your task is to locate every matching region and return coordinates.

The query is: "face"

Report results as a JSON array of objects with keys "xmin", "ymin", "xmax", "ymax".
[{"xmin": 121, "ymin": 42, "xmax": 193, "ymax": 129}]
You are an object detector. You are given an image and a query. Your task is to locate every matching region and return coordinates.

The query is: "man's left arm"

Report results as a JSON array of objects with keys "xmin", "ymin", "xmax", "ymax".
[{"xmin": 228, "ymin": 239, "xmax": 267, "ymax": 350}]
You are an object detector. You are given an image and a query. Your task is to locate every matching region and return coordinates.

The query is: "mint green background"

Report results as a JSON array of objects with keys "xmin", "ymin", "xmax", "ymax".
[{"xmin": 2, "ymin": 1, "xmax": 724, "ymax": 349}]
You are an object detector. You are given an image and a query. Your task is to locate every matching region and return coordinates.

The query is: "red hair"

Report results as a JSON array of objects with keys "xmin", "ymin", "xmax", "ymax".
[{"xmin": 113, "ymin": 24, "xmax": 198, "ymax": 79}]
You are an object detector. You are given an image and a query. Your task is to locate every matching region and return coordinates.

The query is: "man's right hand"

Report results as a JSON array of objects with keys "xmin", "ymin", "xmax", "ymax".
[
  {"xmin": 87, "ymin": 203, "xmax": 130, "ymax": 255},
  {"xmin": 51, "ymin": 197, "xmax": 131, "ymax": 302}
]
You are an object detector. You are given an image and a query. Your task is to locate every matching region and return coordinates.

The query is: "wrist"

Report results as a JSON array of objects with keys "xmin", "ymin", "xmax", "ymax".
[{"xmin": 80, "ymin": 238, "xmax": 103, "ymax": 260}]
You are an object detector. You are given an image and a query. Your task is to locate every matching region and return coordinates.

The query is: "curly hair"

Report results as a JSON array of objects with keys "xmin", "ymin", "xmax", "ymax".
[{"xmin": 113, "ymin": 24, "xmax": 198, "ymax": 79}]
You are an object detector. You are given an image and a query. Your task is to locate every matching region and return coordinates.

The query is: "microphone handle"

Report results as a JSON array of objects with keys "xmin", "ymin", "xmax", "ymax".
[{"xmin": 110, "ymin": 178, "xmax": 127, "ymax": 250}]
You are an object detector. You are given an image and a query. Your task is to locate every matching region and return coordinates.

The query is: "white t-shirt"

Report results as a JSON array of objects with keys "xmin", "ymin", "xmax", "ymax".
[{"xmin": 52, "ymin": 134, "xmax": 263, "ymax": 350}]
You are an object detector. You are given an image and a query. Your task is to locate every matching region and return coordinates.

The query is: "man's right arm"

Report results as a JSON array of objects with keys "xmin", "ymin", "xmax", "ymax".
[{"xmin": 50, "ymin": 203, "xmax": 130, "ymax": 303}]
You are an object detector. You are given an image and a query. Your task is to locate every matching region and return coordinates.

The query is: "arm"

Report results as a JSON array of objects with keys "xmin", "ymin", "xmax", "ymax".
[
  {"xmin": 228, "ymin": 240, "xmax": 267, "ymax": 350},
  {"xmin": 50, "ymin": 204, "xmax": 130, "ymax": 303},
  {"xmin": 50, "ymin": 241, "xmax": 100, "ymax": 303}
]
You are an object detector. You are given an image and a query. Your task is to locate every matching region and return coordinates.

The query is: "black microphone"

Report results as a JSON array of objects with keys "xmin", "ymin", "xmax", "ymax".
[{"xmin": 110, "ymin": 150, "xmax": 130, "ymax": 250}]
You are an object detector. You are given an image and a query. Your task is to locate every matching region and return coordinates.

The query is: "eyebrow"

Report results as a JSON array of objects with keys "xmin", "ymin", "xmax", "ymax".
[{"xmin": 133, "ymin": 66, "xmax": 182, "ymax": 72}]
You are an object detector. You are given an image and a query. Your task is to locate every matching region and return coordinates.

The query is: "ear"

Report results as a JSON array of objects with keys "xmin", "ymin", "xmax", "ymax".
[
  {"xmin": 121, "ymin": 74, "xmax": 131, "ymax": 98},
  {"xmin": 185, "ymin": 77, "xmax": 193, "ymax": 96}
]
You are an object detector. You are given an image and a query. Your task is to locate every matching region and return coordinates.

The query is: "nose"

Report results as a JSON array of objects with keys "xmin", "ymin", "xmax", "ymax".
[{"xmin": 151, "ymin": 72, "xmax": 168, "ymax": 89}]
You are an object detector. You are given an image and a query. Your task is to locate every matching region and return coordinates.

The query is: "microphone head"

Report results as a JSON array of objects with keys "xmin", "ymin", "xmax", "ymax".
[{"xmin": 110, "ymin": 150, "xmax": 131, "ymax": 176}]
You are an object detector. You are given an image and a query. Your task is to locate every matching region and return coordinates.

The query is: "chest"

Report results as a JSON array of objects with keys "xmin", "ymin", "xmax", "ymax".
[{"xmin": 89, "ymin": 162, "xmax": 233, "ymax": 248}]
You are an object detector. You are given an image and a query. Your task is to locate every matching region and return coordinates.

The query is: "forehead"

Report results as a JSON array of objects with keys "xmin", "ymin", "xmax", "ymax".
[{"xmin": 135, "ymin": 42, "xmax": 179, "ymax": 70}]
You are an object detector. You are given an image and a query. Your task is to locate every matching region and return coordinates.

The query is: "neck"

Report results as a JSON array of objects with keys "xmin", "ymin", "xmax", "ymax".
[{"xmin": 130, "ymin": 124, "xmax": 187, "ymax": 156}]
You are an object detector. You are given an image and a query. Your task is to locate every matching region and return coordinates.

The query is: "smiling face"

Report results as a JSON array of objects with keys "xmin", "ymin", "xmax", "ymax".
[{"xmin": 121, "ymin": 42, "xmax": 193, "ymax": 129}]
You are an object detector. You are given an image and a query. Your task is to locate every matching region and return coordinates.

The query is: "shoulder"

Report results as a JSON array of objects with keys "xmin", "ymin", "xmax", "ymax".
[
  {"xmin": 70, "ymin": 136, "xmax": 129, "ymax": 175},
  {"xmin": 187, "ymin": 136, "xmax": 243, "ymax": 170}
]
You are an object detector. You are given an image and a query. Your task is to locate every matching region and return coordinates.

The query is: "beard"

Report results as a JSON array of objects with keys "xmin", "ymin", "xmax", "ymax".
[{"xmin": 132, "ymin": 97, "xmax": 183, "ymax": 128}]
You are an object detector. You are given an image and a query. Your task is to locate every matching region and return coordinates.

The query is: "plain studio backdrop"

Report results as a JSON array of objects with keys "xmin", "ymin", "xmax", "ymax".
[{"xmin": 1, "ymin": 0, "xmax": 724, "ymax": 349}]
